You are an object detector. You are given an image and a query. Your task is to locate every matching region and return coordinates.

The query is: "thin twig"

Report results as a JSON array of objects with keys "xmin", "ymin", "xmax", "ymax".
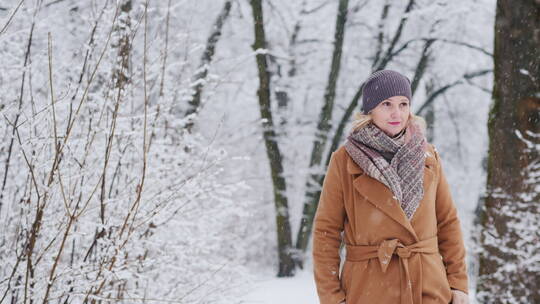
[{"xmin": 0, "ymin": 0, "xmax": 25, "ymax": 36}]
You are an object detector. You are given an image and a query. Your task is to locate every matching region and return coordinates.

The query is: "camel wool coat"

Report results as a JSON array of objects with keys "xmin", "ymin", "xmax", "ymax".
[{"xmin": 312, "ymin": 144, "xmax": 468, "ymax": 304}]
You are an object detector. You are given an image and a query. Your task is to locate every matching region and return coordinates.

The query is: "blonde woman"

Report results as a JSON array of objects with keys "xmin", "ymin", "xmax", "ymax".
[{"xmin": 312, "ymin": 70, "xmax": 469, "ymax": 304}]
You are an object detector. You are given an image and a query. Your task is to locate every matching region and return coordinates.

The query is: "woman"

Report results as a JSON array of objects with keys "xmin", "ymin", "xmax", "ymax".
[{"xmin": 312, "ymin": 70, "xmax": 469, "ymax": 304}]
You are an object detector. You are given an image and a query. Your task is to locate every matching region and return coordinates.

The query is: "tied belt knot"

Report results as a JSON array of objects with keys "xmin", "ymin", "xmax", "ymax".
[{"xmin": 345, "ymin": 236, "xmax": 439, "ymax": 304}]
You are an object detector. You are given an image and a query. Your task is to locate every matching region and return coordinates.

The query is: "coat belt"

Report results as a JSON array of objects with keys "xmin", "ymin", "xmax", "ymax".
[{"xmin": 345, "ymin": 236, "xmax": 439, "ymax": 304}]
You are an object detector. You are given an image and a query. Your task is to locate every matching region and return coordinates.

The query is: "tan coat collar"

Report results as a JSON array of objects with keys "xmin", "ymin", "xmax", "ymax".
[{"xmin": 346, "ymin": 151, "xmax": 438, "ymax": 242}]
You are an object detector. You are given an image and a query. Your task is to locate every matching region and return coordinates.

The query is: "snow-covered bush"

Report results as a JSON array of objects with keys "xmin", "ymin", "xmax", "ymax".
[{"xmin": 0, "ymin": 1, "xmax": 252, "ymax": 303}]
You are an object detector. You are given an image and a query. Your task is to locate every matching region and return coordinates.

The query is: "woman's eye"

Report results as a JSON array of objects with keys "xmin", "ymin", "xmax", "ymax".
[{"xmin": 401, "ymin": 103, "xmax": 409, "ymax": 106}]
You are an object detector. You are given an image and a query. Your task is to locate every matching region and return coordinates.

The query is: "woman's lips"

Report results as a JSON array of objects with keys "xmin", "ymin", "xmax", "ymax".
[{"xmin": 389, "ymin": 122, "xmax": 401, "ymax": 125}]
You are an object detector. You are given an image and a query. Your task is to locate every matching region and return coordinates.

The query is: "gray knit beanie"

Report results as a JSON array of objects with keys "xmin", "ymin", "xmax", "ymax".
[{"xmin": 361, "ymin": 70, "xmax": 412, "ymax": 114}]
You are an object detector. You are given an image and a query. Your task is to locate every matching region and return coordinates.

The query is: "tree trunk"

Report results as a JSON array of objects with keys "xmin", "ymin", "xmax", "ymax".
[
  {"xmin": 249, "ymin": 0, "xmax": 295, "ymax": 277},
  {"xmin": 268, "ymin": 16, "xmax": 302, "ymax": 135},
  {"xmin": 411, "ymin": 37, "xmax": 435, "ymax": 140},
  {"xmin": 477, "ymin": 0, "xmax": 540, "ymax": 302},
  {"xmin": 184, "ymin": 0, "xmax": 232, "ymax": 129},
  {"xmin": 423, "ymin": 78, "xmax": 436, "ymax": 142},
  {"xmin": 295, "ymin": 0, "xmax": 349, "ymax": 265}
]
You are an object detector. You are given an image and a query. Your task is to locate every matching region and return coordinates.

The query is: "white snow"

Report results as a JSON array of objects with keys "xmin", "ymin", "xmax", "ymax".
[{"xmin": 240, "ymin": 268, "xmax": 319, "ymax": 304}]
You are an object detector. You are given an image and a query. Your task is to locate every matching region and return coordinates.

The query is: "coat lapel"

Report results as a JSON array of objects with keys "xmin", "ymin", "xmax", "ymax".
[{"xmin": 347, "ymin": 152, "xmax": 437, "ymax": 242}]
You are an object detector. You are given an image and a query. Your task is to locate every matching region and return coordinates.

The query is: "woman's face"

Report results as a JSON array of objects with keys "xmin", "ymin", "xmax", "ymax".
[{"xmin": 369, "ymin": 95, "xmax": 410, "ymax": 137}]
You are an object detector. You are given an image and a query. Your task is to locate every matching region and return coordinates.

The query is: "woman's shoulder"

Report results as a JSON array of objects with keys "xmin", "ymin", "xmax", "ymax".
[
  {"xmin": 332, "ymin": 145, "xmax": 354, "ymax": 166},
  {"xmin": 333, "ymin": 145, "xmax": 349, "ymax": 159},
  {"xmin": 425, "ymin": 142, "xmax": 436, "ymax": 157},
  {"xmin": 327, "ymin": 146, "xmax": 348, "ymax": 170},
  {"xmin": 424, "ymin": 142, "xmax": 441, "ymax": 168},
  {"xmin": 330, "ymin": 145, "xmax": 363, "ymax": 175}
]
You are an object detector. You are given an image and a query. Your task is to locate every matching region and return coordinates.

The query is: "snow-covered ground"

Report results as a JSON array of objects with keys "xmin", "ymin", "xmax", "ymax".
[
  {"xmin": 241, "ymin": 267, "xmax": 319, "ymax": 304},
  {"xmin": 240, "ymin": 263, "xmax": 478, "ymax": 304}
]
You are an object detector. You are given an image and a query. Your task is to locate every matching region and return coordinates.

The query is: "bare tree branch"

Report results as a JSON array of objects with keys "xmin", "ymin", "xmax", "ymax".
[
  {"xmin": 0, "ymin": 0, "xmax": 24, "ymax": 36},
  {"xmin": 437, "ymin": 38, "xmax": 493, "ymax": 57},
  {"xmin": 415, "ymin": 69, "xmax": 492, "ymax": 116},
  {"xmin": 376, "ymin": 0, "xmax": 415, "ymax": 69}
]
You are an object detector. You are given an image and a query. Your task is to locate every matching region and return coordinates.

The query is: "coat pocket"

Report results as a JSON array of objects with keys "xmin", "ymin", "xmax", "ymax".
[
  {"xmin": 340, "ymin": 259, "xmax": 371, "ymax": 300},
  {"xmin": 422, "ymin": 254, "xmax": 453, "ymax": 303}
]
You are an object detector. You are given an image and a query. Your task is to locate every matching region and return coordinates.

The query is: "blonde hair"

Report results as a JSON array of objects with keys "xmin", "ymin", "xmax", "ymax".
[{"xmin": 350, "ymin": 111, "xmax": 427, "ymax": 134}]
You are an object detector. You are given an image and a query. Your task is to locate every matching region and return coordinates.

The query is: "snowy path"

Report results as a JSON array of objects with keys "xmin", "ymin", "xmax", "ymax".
[
  {"xmin": 239, "ymin": 265, "xmax": 477, "ymax": 304},
  {"xmin": 240, "ymin": 268, "xmax": 319, "ymax": 304}
]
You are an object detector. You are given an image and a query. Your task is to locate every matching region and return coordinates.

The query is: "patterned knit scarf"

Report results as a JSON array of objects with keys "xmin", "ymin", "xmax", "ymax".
[{"xmin": 344, "ymin": 120, "xmax": 427, "ymax": 219}]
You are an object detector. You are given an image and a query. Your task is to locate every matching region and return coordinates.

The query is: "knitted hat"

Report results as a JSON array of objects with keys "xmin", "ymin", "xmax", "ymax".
[{"xmin": 361, "ymin": 70, "xmax": 412, "ymax": 114}]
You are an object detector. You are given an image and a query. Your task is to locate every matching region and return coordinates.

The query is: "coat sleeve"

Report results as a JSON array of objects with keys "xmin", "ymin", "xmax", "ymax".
[
  {"xmin": 433, "ymin": 148, "xmax": 469, "ymax": 294},
  {"xmin": 312, "ymin": 152, "xmax": 347, "ymax": 304}
]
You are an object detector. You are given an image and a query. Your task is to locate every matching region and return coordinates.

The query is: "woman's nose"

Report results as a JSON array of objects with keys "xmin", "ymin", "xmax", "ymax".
[{"xmin": 390, "ymin": 107, "xmax": 400, "ymax": 117}]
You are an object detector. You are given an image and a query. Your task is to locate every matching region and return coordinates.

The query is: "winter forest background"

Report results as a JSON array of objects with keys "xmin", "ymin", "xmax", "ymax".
[{"xmin": 0, "ymin": 0, "xmax": 538, "ymax": 303}]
